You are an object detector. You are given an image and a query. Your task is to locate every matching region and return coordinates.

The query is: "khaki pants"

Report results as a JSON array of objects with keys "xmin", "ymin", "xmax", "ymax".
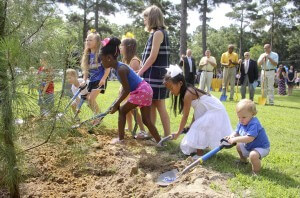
[
  {"xmin": 261, "ymin": 70, "xmax": 275, "ymax": 104},
  {"xmin": 199, "ymin": 71, "xmax": 213, "ymax": 93},
  {"xmin": 222, "ymin": 67, "xmax": 236, "ymax": 99}
]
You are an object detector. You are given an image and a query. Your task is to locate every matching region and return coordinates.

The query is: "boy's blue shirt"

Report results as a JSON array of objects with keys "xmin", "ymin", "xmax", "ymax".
[{"xmin": 235, "ymin": 117, "xmax": 270, "ymax": 151}]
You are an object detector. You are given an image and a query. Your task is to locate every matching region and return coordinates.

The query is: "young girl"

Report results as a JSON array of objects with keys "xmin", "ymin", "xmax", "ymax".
[
  {"xmin": 138, "ymin": 5, "xmax": 171, "ymax": 137},
  {"xmin": 277, "ymin": 65, "xmax": 286, "ymax": 95},
  {"xmin": 164, "ymin": 65, "xmax": 232, "ymax": 159},
  {"xmin": 287, "ymin": 65, "xmax": 296, "ymax": 96},
  {"xmin": 80, "ymin": 30, "xmax": 110, "ymax": 115},
  {"xmin": 120, "ymin": 37, "xmax": 147, "ymax": 136},
  {"xmin": 225, "ymin": 99, "xmax": 270, "ymax": 175},
  {"xmin": 100, "ymin": 37, "xmax": 161, "ymax": 143},
  {"xmin": 66, "ymin": 69, "xmax": 89, "ymax": 116}
]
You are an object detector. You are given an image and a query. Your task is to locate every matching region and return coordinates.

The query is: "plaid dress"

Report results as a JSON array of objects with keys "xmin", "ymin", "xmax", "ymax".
[{"xmin": 142, "ymin": 29, "xmax": 170, "ymax": 100}]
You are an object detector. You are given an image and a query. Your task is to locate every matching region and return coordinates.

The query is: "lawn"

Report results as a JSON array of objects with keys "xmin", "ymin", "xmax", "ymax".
[{"xmin": 30, "ymin": 80, "xmax": 300, "ymax": 197}]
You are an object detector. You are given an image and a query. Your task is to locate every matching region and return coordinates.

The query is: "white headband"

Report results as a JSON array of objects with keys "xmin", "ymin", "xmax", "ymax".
[{"xmin": 166, "ymin": 64, "xmax": 183, "ymax": 78}]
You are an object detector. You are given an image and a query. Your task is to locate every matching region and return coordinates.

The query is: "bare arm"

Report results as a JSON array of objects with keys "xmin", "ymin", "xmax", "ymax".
[
  {"xmin": 130, "ymin": 59, "xmax": 141, "ymax": 72},
  {"xmin": 110, "ymin": 66, "xmax": 130, "ymax": 113},
  {"xmin": 228, "ymin": 135, "xmax": 255, "ymax": 144},
  {"xmin": 138, "ymin": 31, "xmax": 164, "ymax": 76}
]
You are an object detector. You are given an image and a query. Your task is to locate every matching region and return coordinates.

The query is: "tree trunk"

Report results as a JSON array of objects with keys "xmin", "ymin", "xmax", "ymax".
[
  {"xmin": 202, "ymin": 0, "xmax": 207, "ymax": 55},
  {"xmin": 0, "ymin": 1, "xmax": 20, "ymax": 197},
  {"xmin": 180, "ymin": 0, "xmax": 187, "ymax": 56},
  {"xmin": 271, "ymin": 12, "xmax": 274, "ymax": 48},
  {"xmin": 82, "ymin": 0, "xmax": 88, "ymax": 47},
  {"xmin": 239, "ymin": 9, "xmax": 244, "ymax": 58},
  {"xmin": 95, "ymin": 0, "xmax": 99, "ymax": 32}
]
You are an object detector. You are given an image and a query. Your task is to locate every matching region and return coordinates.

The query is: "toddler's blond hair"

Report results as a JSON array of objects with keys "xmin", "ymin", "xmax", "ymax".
[
  {"xmin": 236, "ymin": 99, "xmax": 257, "ymax": 115},
  {"xmin": 66, "ymin": 68, "xmax": 78, "ymax": 78}
]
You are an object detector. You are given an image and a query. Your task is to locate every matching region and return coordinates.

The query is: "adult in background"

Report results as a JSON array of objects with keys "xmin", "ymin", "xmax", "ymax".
[
  {"xmin": 287, "ymin": 65, "xmax": 297, "ymax": 96},
  {"xmin": 198, "ymin": 49, "xmax": 217, "ymax": 93},
  {"xmin": 179, "ymin": 49, "xmax": 196, "ymax": 86},
  {"xmin": 258, "ymin": 44, "xmax": 279, "ymax": 105},
  {"xmin": 138, "ymin": 5, "xmax": 170, "ymax": 137},
  {"xmin": 276, "ymin": 65, "xmax": 286, "ymax": 95},
  {"xmin": 220, "ymin": 44, "xmax": 239, "ymax": 100},
  {"xmin": 239, "ymin": 52, "xmax": 258, "ymax": 101}
]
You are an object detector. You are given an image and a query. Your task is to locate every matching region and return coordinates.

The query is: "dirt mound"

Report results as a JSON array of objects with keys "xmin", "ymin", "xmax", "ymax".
[{"xmin": 18, "ymin": 127, "xmax": 234, "ymax": 198}]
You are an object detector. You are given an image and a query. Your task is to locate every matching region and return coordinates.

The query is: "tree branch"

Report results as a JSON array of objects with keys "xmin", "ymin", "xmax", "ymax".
[{"xmin": 21, "ymin": 12, "xmax": 52, "ymax": 45}]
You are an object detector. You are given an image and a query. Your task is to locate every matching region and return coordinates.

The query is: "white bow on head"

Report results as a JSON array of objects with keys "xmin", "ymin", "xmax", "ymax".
[{"xmin": 166, "ymin": 64, "xmax": 183, "ymax": 78}]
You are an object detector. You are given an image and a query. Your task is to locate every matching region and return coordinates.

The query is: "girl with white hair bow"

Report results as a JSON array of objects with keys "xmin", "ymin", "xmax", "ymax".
[{"xmin": 164, "ymin": 65, "xmax": 232, "ymax": 159}]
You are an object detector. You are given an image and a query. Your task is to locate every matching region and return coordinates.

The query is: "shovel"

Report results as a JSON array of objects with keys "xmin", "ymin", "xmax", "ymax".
[
  {"xmin": 157, "ymin": 127, "xmax": 190, "ymax": 147},
  {"xmin": 234, "ymin": 63, "xmax": 241, "ymax": 102},
  {"xmin": 258, "ymin": 69, "xmax": 267, "ymax": 105},
  {"xmin": 71, "ymin": 108, "xmax": 111, "ymax": 132},
  {"xmin": 220, "ymin": 93, "xmax": 227, "ymax": 101},
  {"xmin": 156, "ymin": 139, "xmax": 235, "ymax": 186}
]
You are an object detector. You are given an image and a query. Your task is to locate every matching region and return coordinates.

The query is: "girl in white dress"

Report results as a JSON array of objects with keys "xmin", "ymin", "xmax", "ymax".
[{"xmin": 164, "ymin": 65, "xmax": 232, "ymax": 159}]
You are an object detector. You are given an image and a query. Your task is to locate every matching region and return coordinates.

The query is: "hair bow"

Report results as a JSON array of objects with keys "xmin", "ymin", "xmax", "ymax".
[
  {"xmin": 166, "ymin": 64, "xmax": 182, "ymax": 78},
  {"xmin": 90, "ymin": 28, "xmax": 96, "ymax": 33},
  {"xmin": 121, "ymin": 32, "xmax": 135, "ymax": 40},
  {"xmin": 101, "ymin": 38, "xmax": 111, "ymax": 47}
]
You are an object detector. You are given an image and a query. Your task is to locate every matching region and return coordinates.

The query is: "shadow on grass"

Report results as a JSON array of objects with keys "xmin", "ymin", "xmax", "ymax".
[
  {"xmin": 272, "ymin": 104, "xmax": 300, "ymax": 110},
  {"xmin": 204, "ymin": 152, "xmax": 300, "ymax": 189}
]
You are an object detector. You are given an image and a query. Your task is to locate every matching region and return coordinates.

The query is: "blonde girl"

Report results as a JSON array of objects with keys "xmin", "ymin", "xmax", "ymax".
[
  {"xmin": 81, "ymin": 30, "xmax": 110, "ymax": 114},
  {"xmin": 138, "ymin": 5, "xmax": 171, "ymax": 137},
  {"xmin": 120, "ymin": 37, "xmax": 147, "ymax": 137}
]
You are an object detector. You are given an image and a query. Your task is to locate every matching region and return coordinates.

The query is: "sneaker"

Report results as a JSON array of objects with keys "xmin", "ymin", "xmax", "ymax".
[{"xmin": 110, "ymin": 138, "xmax": 124, "ymax": 144}]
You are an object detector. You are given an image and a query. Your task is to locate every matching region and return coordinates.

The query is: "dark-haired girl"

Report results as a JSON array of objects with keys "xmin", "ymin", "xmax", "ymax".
[
  {"xmin": 100, "ymin": 37, "xmax": 161, "ymax": 143},
  {"xmin": 164, "ymin": 65, "xmax": 232, "ymax": 159}
]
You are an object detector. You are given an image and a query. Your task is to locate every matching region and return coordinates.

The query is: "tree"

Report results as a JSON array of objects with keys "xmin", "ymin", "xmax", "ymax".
[
  {"xmin": 180, "ymin": 0, "xmax": 188, "ymax": 56},
  {"xmin": 0, "ymin": 1, "xmax": 20, "ymax": 197},
  {"xmin": 190, "ymin": 0, "xmax": 233, "ymax": 55},
  {"xmin": 226, "ymin": 0, "xmax": 257, "ymax": 57}
]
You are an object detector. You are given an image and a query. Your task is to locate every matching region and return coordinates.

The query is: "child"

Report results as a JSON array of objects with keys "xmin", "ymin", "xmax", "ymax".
[
  {"xmin": 138, "ymin": 5, "xmax": 171, "ymax": 137},
  {"xmin": 80, "ymin": 29, "xmax": 110, "ymax": 115},
  {"xmin": 66, "ymin": 69, "xmax": 89, "ymax": 117},
  {"xmin": 225, "ymin": 99, "xmax": 270, "ymax": 175},
  {"xmin": 100, "ymin": 37, "xmax": 161, "ymax": 143},
  {"xmin": 164, "ymin": 65, "xmax": 232, "ymax": 159},
  {"xmin": 40, "ymin": 66, "xmax": 54, "ymax": 116},
  {"xmin": 120, "ymin": 36, "xmax": 147, "ymax": 137}
]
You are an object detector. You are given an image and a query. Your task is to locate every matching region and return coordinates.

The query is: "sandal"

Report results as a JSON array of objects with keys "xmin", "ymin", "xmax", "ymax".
[{"xmin": 134, "ymin": 131, "xmax": 151, "ymax": 140}]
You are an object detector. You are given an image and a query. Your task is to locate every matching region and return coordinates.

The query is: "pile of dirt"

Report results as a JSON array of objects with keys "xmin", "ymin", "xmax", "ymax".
[{"xmin": 17, "ymin": 127, "xmax": 234, "ymax": 198}]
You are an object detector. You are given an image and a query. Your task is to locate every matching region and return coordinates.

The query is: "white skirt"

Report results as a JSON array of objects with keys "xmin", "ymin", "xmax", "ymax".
[{"xmin": 180, "ymin": 104, "xmax": 232, "ymax": 155}]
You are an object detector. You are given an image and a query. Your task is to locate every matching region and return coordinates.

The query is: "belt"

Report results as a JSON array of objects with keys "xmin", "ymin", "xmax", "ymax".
[{"xmin": 264, "ymin": 69, "xmax": 275, "ymax": 71}]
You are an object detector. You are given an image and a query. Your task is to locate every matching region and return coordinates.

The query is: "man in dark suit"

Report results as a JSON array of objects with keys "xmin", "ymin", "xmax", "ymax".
[
  {"xmin": 239, "ymin": 52, "xmax": 258, "ymax": 101},
  {"xmin": 179, "ymin": 49, "xmax": 196, "ymax": 85}
]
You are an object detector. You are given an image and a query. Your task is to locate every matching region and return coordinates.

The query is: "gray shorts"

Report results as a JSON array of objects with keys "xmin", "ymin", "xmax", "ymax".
[{"xmin": 240, "ymin": 143, "xmax": 270, "ymax": 159}]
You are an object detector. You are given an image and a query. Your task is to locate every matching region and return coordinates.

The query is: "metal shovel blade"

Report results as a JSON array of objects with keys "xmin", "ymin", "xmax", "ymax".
[
  {"xmin": 156, "ymin": 169, "xmax": 179, "ymax": 186},
  {"xmin": 258, "ymin": 96, "xmax": 267, "ymax": 105}
]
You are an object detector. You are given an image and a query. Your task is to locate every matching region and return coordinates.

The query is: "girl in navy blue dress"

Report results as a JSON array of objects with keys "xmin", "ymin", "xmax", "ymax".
[
  {"xmin": 80, "ymin": 30, "xmax": 110, "ymax": 115},
  {"xmin": 138, "ymin": 5, "xmax": 170, "ymax": 137}
]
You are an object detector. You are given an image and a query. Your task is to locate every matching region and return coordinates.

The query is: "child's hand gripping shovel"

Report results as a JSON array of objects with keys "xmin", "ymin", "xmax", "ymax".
[
  {"xmin": 156, "ymin": 138, "xmax": 236, "ymax": 186},
  {"xmin": 234, "ymin": 62, "xmax": 242, "ymax": 102},
  {"xmin": 258, "ymin": 65, "xmax": 267, "ymax": 105},
  {"xmin": 157, "ymin": 127, "xmax": 190, "ymax": 147}
]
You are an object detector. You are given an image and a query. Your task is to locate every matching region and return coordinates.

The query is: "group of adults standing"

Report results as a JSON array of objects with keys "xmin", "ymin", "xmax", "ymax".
[{"xmin": 178, "ymin": 43, "xmax": 298, "ymax": 105}]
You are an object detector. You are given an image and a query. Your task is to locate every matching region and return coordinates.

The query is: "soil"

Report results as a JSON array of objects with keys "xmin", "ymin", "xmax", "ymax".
[{"xmin": 2, "ymin": 126, "xmax": 235, "ymax": 198}]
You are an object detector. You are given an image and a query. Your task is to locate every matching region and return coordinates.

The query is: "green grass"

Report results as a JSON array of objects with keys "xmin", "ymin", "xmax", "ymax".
[{"xmin": 21, "ymin": 81, "xmax": 300, "ymax": 197}]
